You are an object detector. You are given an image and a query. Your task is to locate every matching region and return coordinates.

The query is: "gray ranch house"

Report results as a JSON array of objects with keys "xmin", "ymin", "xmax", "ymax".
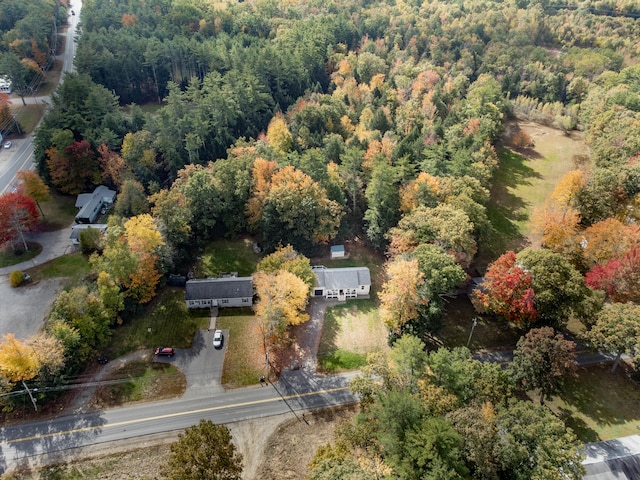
[
  {"xmin": 185, "ymin": 277, "xmax": 253, "ymax": 309},
  {"xmin": 312, "ymin": 266, "xmax": 371, "ymax": 301},
  {"xmin": 75, "ymin": 186, "xmax": 116, "ymax": 224}
]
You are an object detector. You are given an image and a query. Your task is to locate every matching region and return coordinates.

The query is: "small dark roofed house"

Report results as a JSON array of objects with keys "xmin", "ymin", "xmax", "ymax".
[
  {"xmin": 312, "ymin": 266, "xmax": 370, "ymax": 301},
  {"xmin": 75, "ymin": 186, "xmax": 116, "ymax": 224},
  {"xmin": 185, "ymin": 277, "xmax": 253, "ymax": 309}
]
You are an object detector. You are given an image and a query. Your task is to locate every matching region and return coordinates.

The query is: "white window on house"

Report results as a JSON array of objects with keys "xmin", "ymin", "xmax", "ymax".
[
  {"xmin": 360, "ymin": 285, "xmax": 365, "ymax": 290},
  {"xmin": 242, "ymin": 298, "xmax": 249, "ymax": 303},
  {"xmin": 222, "ymin": 299, "xmax": 229, "ymax": 304}
]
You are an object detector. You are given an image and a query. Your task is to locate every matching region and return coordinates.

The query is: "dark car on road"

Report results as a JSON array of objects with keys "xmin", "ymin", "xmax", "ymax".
[{"xmin": 154, "ymin": 346, "xmax": 174, "ymax": 357}]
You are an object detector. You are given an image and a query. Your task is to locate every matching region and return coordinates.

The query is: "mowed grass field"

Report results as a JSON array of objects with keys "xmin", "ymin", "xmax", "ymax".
[
  {"xmin": 318, "ymin": 298, "xmax": 390, "ymax": 372},
  {"xmin": 478, "ymin": 121, "xmax": 590, "ymax": 270}
]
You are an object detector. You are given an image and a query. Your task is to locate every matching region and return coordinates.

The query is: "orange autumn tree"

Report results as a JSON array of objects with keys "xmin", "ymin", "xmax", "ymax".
[
  {"xmin": 91, "ymin": 214, "xmax": 165, "ymax": 306},
  {"xmin": 582, "ymin": 218, "xmax": 640, "ymax": 266},
  {"xmin": 246, "ymin": 158, "xmax": 278, "ymax": 226},
  {"xmin": 98, "ymin": 143, "xmax": 129, "ymax": 189},
  {"xmin": 0, "ymin": 92, "xmax": 16, "ymax": 132},
  {"xmin": 531, "ymin": 170, "xmax": 585, "ymax": 254},
  {"xmin": 531, "ymin": 200, "xmax": 580, "ymax": 253}
]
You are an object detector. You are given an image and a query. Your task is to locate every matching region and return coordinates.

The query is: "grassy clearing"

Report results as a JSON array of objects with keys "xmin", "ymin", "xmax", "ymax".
[
  {"xmin": 123, "ymin": 102, "xmax": 163, "ymax": 115},
  {"xmin": 11, "ymin": 104, "xmax": 46, "ymax": 135},
  {"xmin": 93, "ymin": 361, "xmax": 186, "ymax": 407},
  {"xmin": 478, "ymin": 122, "xmax": 588, "ymax": 270},
  {"xmin": 29, "ymin": 252, "xmax": 91, "ymax": 283},
  {"xmin": 216, "ymin": 313, "xmax": 264, "ymax": 387},
  {"xmin": 109, "ymin": 288, "xmax": 210, "ymax": 357},
  {"xmin": 318, "ymin": 298, "xmax": 389, "ymax": 372},
  {"xmin": 196, "ymin": 237, "xmax": 262, "ymax": 278},
  {"xmin": 543, "ymin": 364, "xmax": 640, "ymax": 442},
  {"xmin": 38, "ymin": 191, "xmax": 77, "ymax": 231},
  {"xmin": 0, "ymin": 242, "xmax": 42, "ymax": 268}
]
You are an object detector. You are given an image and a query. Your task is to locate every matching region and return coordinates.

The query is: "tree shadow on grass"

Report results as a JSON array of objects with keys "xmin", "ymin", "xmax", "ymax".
[
  {"xmin": 477, "ymin": 148, "xmax": 542, "ymax": 269},
  {"xmin": 556, "ymin": 406, "xmax": 600, "ymax": 443},
  {"xmin": 554, "ymin": 365, "xmax": 640, "ymax": 439}
]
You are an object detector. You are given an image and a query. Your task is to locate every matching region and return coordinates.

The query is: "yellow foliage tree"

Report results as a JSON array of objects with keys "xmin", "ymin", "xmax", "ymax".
[
  {"xmin": 531, "ymin": 200, "xmax": 580, "ymax": 252},
  {"xmin": 124, "ymin": 214, "xmax": 164, "ymax": 255},
  {"xmin": 399, "ymin": 172, "xmax": 440, "ymax": 213},
  {"xmin": 254, "ymin": 270, "xmax": 310, "ymax": 341},
  {"xmin": 379, "ymin": 258, "xmax": 425, "ymax": 333},
  {"xmin": 0, "ymin": 333, "xmax": 64, "ymax": 410},
  {"xmin": 266, "ymin": 113, "xmax": 293, "ymax": 156},
  {"xmin": 551, "ymin": 170, "xmax": 586, "ymax": 206}
]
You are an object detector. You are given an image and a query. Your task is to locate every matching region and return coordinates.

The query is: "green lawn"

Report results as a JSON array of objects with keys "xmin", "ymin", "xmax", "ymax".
[
  {"xmin": 30, "ymin": 252, "xmax": 91, "ymax": 283},
  {"xmin": 38, "ymin": 191, "xmax": 77, "ymax": 231},
  {"xmin": 0, "ymin": 242, "xmax": 42, "ymax": 268},
  {"xmin": 196, "ymin": 237, "xmax": 262, "ymax": 278},
  {"xmin": 318, "ymin": 298, "xmax": 389, "ymax": 373},
  {"xmin": 544, "ymin": 364, "xmax": 640, "ymax": 442},
  {"xmin": 108, "ymin": 288, "xmax": 210, "ymax": 357},
  {"xmin": 478, "ymin": 124, "xmax": 585, "ymax": 270},
  {"xmin": 216, "ymin": 312, "xmax": 264, "ymax": 387},
  {"xmin": 11, "ymin": 104, "xmax": 46, "ymax": 135}
]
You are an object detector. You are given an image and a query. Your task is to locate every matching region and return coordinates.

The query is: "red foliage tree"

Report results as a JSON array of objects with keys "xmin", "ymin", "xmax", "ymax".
[
  {"xmin": 585, "ymin": 247, "xmax": 640, "ymax": 303},
  {"xmin": 473, "ymin": 251, "xmax": 537, "ymax": 326},
  {"xmin": 0, "ymin": 192, "xmax": 39, "ymax": 250}
]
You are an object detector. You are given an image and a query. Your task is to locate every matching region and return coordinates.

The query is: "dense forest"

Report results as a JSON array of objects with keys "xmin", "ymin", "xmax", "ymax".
[
  {"xmin": 3, "ymin": 0, "xmax": 640, "ymax": 476},
  {"xmin": 25, "ymin": 0, "xmax": 640, "ymax": 373}
]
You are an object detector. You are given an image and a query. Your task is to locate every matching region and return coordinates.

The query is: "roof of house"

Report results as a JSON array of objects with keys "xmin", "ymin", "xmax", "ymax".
[
  {"xmin": 314, "ymin": 267, "xmax": 370, "ymax": 290},
  {"xmin": 70, "ymin": 224, "xmax": 108, "ymax": 241},
  {"xmin": 75, "ymin": 186, "xmax": 117, "ymax": 209},
  {"xmin": 331, "ymin": 245, "xmax": 345, "ymax": 253},
  {"xmin": 185, "ymin": 277, "xmax": 253, "ymax": 301},
  {"xmin": 583, "ymin": 435, "xmax": 640, "ymax": 480}
]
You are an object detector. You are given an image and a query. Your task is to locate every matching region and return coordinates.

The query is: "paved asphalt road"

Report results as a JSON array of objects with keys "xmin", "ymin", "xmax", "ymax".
[
  {"xmin": 0, "ymin": 0, "xmax": 79, "ymax": 196},
  {"xmin": 0, "ymin": 371, "xmax": 358, "ymax": 474}
]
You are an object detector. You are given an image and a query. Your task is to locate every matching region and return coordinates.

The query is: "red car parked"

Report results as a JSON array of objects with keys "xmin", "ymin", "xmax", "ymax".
[{"xmin": 154, "ymin": 346, "xmax": 175, "ymax": 357}]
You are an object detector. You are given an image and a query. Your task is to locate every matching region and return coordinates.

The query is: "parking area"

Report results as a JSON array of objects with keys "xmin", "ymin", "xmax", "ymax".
[{"xmin": 153, "ymin": 328, "xmax": 228, "ymax": 399}]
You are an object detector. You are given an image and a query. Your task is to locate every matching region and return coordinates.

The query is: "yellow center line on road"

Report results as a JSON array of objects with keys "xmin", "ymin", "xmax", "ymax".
[{"xmin": 6, "ymin": 385, "xmax": 352, "ymax": 444}]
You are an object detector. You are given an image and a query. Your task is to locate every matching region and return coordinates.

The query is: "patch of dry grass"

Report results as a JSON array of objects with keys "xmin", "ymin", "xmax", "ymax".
[
  {"xmin": 217, "ymin": 314, "xmax": 265, "ymax": 387},
  {"xmin": 318, "ymin": 299, "xmax": 389, "ymax": 372}
]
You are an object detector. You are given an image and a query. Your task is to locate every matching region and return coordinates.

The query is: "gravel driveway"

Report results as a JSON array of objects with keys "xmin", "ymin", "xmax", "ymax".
[{"xmin": 0, "ymin": 228, "xmax": 75, "ymax": 340}]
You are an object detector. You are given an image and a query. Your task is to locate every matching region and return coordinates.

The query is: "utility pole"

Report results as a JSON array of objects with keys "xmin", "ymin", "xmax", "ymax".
[
  {"xmin": 466, "ymin": 317, "xmax": 478, "ymax": 348},
  {"xmin": 22, "ymin": 380, "xmax": 37, "ymax": 411}
]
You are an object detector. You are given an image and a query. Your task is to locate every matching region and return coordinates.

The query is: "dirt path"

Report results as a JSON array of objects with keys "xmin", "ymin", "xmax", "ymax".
[{"xmin": 285, "ymin": 299, "xmax": 337, "ymax": 371}]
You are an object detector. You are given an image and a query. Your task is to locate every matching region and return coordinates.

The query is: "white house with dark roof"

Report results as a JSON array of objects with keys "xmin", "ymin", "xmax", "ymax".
[
  {"xmin": 312, "ymin": 266, "xmax": 371, "ymax": 300},
  {"xmin": 185, "ymin": 277, "xmax": 253, "ymax": 309}
]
